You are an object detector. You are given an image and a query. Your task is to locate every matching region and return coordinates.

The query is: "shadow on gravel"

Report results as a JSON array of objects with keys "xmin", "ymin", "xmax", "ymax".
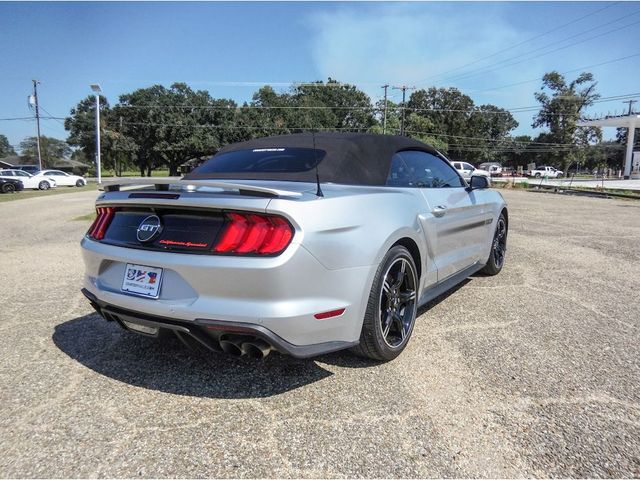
[
  {"xmin": 417, "ymin": 278, "xmax": 471, "ymax": 317},
  {"xmin": 53, "ymin": 313, "xmax": 335, "ymax": 399},
  {"xmin": 318, "ymin": 279, "xmax": 473, "ymax": 369}
]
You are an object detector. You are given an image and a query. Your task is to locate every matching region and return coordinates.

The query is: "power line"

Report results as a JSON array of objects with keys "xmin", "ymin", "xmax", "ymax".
[
  {"xmin": 39, "ymin": 106, "xmax": 66, "ymax": 127},
  {"xmin": 413, "ymin": 2, "xmax": 621, "ymax": 85},
  {"xmin": 114, "ymin": 120, "xmax": 599, "ymax": 148},
  {"xmin": 99, "ymin": 90, "xmax": 640, "ymax": 115},
  {"xmin": 13, "ymin": 89, "xmax": 640, "ymax": 125},
  {"xmin": 443, "ymin": 15, "xmax": 640, "ymax": 85},
  {"xmin": 476, "ymin": 52, "xmax": 640, "ymax": 93}
]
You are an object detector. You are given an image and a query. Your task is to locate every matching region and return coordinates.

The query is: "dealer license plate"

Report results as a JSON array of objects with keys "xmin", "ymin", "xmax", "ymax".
[{"xmin": 121, "ymin": 263, "xmax": 163, "ymax": 298}]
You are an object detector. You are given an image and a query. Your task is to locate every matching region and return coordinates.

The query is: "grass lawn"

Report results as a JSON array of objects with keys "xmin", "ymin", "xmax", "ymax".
[
  {"xmin": 73, "ymin": 211, "xmax": 97, "ymax": 222},
  {"xmin": 0, "ymin": 184, "xmax": 98, "ymax": 203}
]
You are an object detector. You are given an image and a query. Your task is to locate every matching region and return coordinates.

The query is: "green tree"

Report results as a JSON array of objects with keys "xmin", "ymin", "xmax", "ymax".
[
  {"xmin": 615, "ymin": 126, "xmax": 640, "ymax": 150},
  {"xmin": 370, "ymin": 98, "xmax": 402, "ymax": 136},
  {"xmin": 468, "ymin": 105, "xmax": 519, "ymax": 163},
  {"xmin": 19, "ymin": 136, "xmax": 71, "ymax": 167},
  {"xmin": 500, "ymin": 135, "xmax": 538, "ymax": 170},
  {"xmin": 65, "ymin": 95, "xmax": 136, "ymax": 176},
  {"xmin": 405, "ymin": 113, "xmax": 448, "ymax": 151},
  {"xmin": 234, "ymin": 86, "xmax": 295, "ymax": 140},
  {"xmin": 0, "ymin": 134, "xmax": 16, "ymax": 157},
  {"xmin": 532, "ymin": 72, "xmax": 601, "ymax": 173},
  {"xmin": 290, "ymin": 78, "xmax": 376, "ymax": 132},
  {"xmin": 235, "ymin": 80, "xmax": 376, "ymax": 141},
  {"xmin": 65, "ymin": 95, "xmax": 110, "ymax": 163},
  {"xmin": 407, "ymin": 87, "xmax": 518, "ymax": 163},
  {"xmin": 116, "ymin": 83, "xmax": 234, "ymax": 176}
]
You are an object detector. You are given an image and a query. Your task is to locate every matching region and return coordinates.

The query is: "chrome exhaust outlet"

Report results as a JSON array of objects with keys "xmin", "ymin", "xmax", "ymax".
[
  {"xmin": 241, "ymin": 339, "xmax": 273, "ymax": 359},
  {"xmin": 218, "ymin": 334, "xmax": 253, "ymax": 356}
]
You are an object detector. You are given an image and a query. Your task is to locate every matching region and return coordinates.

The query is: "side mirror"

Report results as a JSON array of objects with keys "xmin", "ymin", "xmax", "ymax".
[{"xmin": 468, "ymin": 175, "xmax": 490, "ymax": 191}]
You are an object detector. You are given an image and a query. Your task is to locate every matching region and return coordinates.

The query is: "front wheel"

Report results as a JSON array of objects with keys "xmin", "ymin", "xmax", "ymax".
[
  {"xmin": 351, "ymin": 245, "xmax": 418, "ymax": 361},
  {"xmin": 38, "ymin": 181, "xmax": 50, "ymax": 190},
  {"xmin": 76, "ymin": 179, "xmax": 85, "ymax": 187},
  {"xmin": 481, "ymin": 213, "xmax": 508, "ymax": 276}
]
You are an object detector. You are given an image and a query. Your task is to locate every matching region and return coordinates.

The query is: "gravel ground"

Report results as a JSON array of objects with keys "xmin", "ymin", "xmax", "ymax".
[{"xmin": 0, "ymin": 188, "xmax": 638, "ymax": 478}]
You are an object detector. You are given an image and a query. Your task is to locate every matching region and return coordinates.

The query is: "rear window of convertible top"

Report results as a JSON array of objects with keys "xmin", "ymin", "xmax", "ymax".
[{"xmin": 195, "ymin": 148, "xmax": 326, "ymax": 174}]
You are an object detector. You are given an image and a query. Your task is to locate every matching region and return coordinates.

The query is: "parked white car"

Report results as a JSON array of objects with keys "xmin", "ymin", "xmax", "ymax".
[
  {"xmin": 0, "ymin": 169, "xmax": 57, "ymax": 190},
  {"xmin": 451, "ymin": 161, "xmax": 491, "ymax": 181},
  {"xmin": 39, "ymin": 169, "xmax": 86, "ymax": 187}
]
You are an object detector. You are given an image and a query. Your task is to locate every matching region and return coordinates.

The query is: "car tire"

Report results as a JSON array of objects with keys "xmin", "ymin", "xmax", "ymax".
[
  {"xmin": 38, "ymin": 181, "xmax": 50, "ymax": 190},
  {"xmin": 481, "ymin": 213, "xmax": 508, "ymax": 276},
  {"xmin": 534, "ymin": 173, "xmax": 541, "ymax": 178},
  {"xmin": 2, "ymin": 183, "xmax": 16, "ymax": 193},
  {"xmin": 76, "ymin": 179, "xmax": 85, "ymax": 187},
  {"xmin": 351, "ymin": 245, "xmax": 418, "ymax": 361}
]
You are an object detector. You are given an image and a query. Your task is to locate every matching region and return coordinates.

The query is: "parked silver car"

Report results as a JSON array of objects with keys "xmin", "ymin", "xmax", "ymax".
[{"xmin": 81, "ymin": 133, "xmax": 508, "ymax": 361}]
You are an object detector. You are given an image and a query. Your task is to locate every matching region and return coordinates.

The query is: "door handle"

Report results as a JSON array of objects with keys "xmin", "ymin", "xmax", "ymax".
[{"xmin": 432, "ymin": 205, "xmax": 447, "ymax": 217}]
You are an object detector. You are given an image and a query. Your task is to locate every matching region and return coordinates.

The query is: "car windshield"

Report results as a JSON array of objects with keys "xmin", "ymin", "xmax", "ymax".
[{"xmin": 194, "ymin": 148, "xmax": 326, "ymax": 174}]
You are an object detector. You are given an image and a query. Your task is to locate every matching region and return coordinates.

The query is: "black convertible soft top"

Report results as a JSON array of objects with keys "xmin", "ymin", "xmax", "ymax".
[{"xmin": 184, "ymin": 132, "xmax": 438, "ymax": 186}]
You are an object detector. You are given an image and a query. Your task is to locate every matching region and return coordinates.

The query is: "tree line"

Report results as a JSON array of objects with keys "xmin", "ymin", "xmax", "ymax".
[{"xmin": 3, "ymin": 72, "xmax": 636, "ymax": 176}]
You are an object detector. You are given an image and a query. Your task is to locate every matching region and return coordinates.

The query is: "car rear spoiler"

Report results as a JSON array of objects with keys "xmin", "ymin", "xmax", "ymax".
[{"xmin": 99, "ymin": 177, "xmax": 303, "ymax": 198}]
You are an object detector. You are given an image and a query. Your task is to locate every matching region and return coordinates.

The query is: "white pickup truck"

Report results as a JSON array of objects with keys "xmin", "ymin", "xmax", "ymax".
[
  {"xmin": 528, "ymin": 166, "xmax": 564, "ymax": 178},
  {"xmin": 451, "ymin": 161, "xmax": 491, "ymax": 181}
]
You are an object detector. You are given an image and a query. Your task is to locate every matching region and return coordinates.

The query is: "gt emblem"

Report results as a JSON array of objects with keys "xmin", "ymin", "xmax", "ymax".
[{"xmin": 136, "ymin": 215, "xmax": 162, "ymax": 243}]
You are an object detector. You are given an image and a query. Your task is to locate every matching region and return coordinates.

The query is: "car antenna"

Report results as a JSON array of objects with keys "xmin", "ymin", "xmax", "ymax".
[{"xmin": 312, "ymin": 130, "xmax": 324, "ymax": 197}]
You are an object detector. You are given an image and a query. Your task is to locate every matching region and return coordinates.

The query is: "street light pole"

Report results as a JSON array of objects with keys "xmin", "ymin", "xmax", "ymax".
[{"xmin": 90, "ymin": 84, "xmax": 102, "ymax": 184}]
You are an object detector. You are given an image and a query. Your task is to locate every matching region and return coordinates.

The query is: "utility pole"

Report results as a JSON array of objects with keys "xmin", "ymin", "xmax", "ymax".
[
  {"xmin": 31, "ymin": 80, "xmax": 43, "ymax": 170},
  {"xmin": 117, "ymin": 116, "xmax": 123, "ymax": 176},
  {"xmin": 393, "ymin": 85, "xmax": 415, "ymax": 136},
  {"xmin": 381, "ymin": 84, "xmax": 389, "ymax": 134},
  {"xmin": 623, "ymin": 99, "xmax": 637, "ymax": 115}
]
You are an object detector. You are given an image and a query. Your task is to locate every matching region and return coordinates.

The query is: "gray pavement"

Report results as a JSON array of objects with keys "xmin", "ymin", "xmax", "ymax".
[{"xmin": 0, "ymin": 188, "xmax": 639, "ymax": 478}]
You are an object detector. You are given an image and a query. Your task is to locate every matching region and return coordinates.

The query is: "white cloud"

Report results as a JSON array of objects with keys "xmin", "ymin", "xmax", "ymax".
[
  {"xmin": 306, "ymin": 3, "xmax": 526, "ymax": 94},
  {"xmin": 305, "ymin": 3, "xmax": 558, "ymax": 134}
]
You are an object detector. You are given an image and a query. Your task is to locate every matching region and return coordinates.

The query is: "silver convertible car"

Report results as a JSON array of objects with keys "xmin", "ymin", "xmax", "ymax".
[{"xmin": 81, "ymin": 133, "xmax": 508, "ymax": 361}]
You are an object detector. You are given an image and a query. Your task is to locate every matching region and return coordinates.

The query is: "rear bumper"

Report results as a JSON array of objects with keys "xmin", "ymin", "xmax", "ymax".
[
  {"xmin": 82, "ymin": 289, "xmax": 357, "ymax": 358},
  {"xmin": 81, "ymin": 237, "xmax": 375, "ymax": 353}
]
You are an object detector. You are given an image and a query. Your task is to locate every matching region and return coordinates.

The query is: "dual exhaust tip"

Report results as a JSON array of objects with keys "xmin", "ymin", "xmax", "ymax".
[{"xmin": 218, "ymin": 334, "xmax": 273, "ymax": 359}]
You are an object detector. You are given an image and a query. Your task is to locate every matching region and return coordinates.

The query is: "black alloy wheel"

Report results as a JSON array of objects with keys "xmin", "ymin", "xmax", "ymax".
[
  {"xmin": 481, "ymin": 213, "xmax": 508, "ymax": 275},
  {"xmin": 352, "ymin": 245, "xmax": 418, "ymax": 361}
]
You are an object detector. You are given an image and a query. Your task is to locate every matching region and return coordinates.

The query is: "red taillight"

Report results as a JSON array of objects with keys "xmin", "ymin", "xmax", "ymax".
[
  {"xmin": 87, "ymin": 207, "xmax": 115, "ymax": 240},
  {"xmin": 213, "ymin": 213, "xmax": 250, "ymax": 252},
  {"xmin": 213, "ymin": 212, "xmax": 293, "ymax": 255},
  {"xmin": 258, "ymin": 217, "xmax": 294, "ymax": 254}
]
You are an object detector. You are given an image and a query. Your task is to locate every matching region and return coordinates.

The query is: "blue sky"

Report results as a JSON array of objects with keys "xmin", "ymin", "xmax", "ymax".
[{"xmin": 1, "ymin": 1, "xmax": 639, "ymax": 149}]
